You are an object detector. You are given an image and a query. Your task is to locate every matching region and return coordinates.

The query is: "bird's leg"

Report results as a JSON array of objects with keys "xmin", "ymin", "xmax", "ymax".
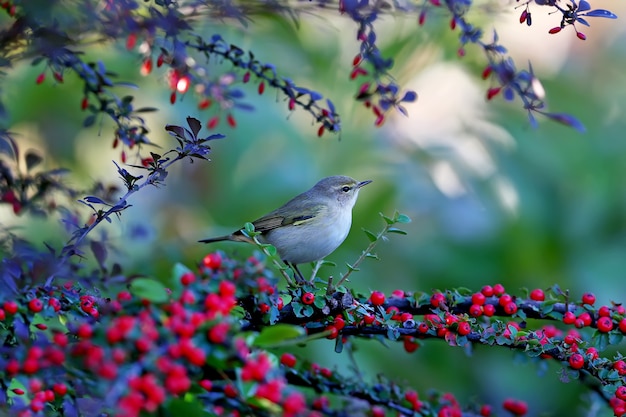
[{"xmin": 286, "ymin": 261, "xmax": 306, "ymax": 284}]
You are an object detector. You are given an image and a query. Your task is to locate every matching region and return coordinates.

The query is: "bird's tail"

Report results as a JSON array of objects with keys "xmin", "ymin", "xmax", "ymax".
[
  {"xmin": 198, "ymin": 235, "xmax": 233, "ymax": 244},
  {"xmin": 199, "ymin": 233, "xmax": 253, "ymax": 244}
]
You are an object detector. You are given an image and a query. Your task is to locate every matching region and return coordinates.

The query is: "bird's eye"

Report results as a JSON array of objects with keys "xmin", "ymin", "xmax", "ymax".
[{"xmin": 341, "ymin": 186, "xmax": 351, "ymax": 192}]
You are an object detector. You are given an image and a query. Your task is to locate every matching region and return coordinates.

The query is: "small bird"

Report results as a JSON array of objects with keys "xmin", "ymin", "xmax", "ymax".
[{"xmin": 199, "ymin": 175, "xmax": 372, "ymax": 282}]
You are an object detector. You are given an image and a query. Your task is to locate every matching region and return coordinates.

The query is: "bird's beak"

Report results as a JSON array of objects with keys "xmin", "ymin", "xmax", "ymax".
[{"xmin": 357, "ymin": 180, "xmax": 372, "ymax": 189}]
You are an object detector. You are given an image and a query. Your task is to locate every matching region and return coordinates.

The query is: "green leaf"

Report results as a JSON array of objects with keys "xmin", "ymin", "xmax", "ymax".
[
  {"xmin": 129, "ymin": 278, "xmax": 169, "ymax": 303},
  {"xmin": 314, "ymin": 296, "xmax": 326, "ymax": 310},
  {"xmin": 609, "ymin": 333, "xmax": 624, "ymax": 346},
  {"xmin": 252, "ymin": 324, "xmax": 306, "ymax": 347},
  {"xmin": 362, "ymin": 228, "xmax": 378, "ymax": 242},
  {"xmin": 345, "ymin": 262, "xmax": 359, "ymax": 272},
  {"xmin": 380, "ymin": 212, "xmax": 394, "ymax": 225},
  {"xmin": 244, "ymin": 222, "xmax": 256, "ymax": 234},
  {"xmin": 387, "ymin": 227, "xmax": 407, "ymax": 235},
  {"xmin": 302, "ymin": 305, "xmax": 315, "ymax": 317},
  {"xmin": 395, "ymin": 213, "xmax": 411, "ymax": 223},
  {"xmin": 593, "ymin": 332, "xmax": 610, "ymax": 352},
  {"xmin": 263, "ymin": 244, "xmax": 277, "ymax": 257},
  {"xmin": 165, "ymin": 397, "xmax": 209, "ymax": 417}
]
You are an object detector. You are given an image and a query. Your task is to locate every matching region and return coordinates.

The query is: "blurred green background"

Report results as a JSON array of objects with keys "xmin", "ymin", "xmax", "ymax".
[{"xmin": 2, "ymin": 1, "xmax": 626, "ymax": 415}]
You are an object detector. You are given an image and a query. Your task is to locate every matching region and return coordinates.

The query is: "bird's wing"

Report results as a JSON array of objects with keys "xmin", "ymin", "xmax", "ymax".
[{"xmin": 252, "ymin": 202, "xmax": 323, "ymax": 233}]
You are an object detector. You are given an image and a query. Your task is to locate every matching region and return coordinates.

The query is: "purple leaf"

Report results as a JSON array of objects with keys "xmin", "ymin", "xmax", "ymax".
[
  {"xmin": 503, "ymin": 87, "xmax": 515, "ymax": 101},
  {"xmin": 543, "ymin": 113, "xmax": 586, "ymax": 133},
  {"xmin": 401, "ymin": 91, "xmax": 418, "ymax": 102},
  {"xmin": 583, "ymin": 9, "xmax": 617, "ymax": 19},
  {"xmin": 186, "ymin": 117, "xmax": 202, "ymax": 138},
  {"xmin": 527, "ymin": 111, "xmax": 538, "ymax": 129},
  {"xmin": 84, "ymin": 196, "xmax": 106, "ymax": 204},
  {"xmin": 326, "ymin": 99, "xmax": 336, "ymax": 114},
  {"xmin": 309, "ymin": 91, "xmax": 323, "ymax": 101},
  {"xmin": 578, "ymin": 0, "xmax": 590, "ymax": 12},
  {"xmin": 577, "ymin": 17, "xmax": 590, "ymax": 27}
]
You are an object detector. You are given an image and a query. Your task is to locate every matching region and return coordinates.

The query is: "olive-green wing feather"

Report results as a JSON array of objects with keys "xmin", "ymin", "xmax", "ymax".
[{"xmin": 251, "ymin": 197, "xmax": 324, "ymax": 233}]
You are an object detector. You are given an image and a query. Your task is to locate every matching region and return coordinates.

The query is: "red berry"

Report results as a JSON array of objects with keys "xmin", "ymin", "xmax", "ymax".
[
  {"xmin": 207, "ymin": 116, "xmax": 219, "ymax": 129},
  {"xmin": 430, "ymin": 292, "xmax": 445, "ymax": 308},
  {"xmin": 325, "ymin": 325, "xmax": 339, "ymax": 339},
  {"xmin": 582, "ymin": 292, "xmax": 596, "ymax": 305},
  {"xmin": 614, "ymin": 360, "xmax": 626, "ymax": 375},
  {"xmin": 203, "ymin": 253, "xmax": 222, "ymax": 270},
  {"xmin": 259, "ymin": 303, "xmax": 270, "ymax": 314},
  {"xmin": 258, "ymin": 81, "xmax": 265, "ymax": 95},
  {"xmin": 578, "ymin": 312, "xmax": 592, "ymax": 327},
  {"xmin": 619, "ymin": 318, "xmax": 626, "ymax": 333},
  {"xmin": 334, "ymin": 316, "xmax": 346, "ymax": 330},
  {"xmin": 598, "ymin": 305, "xmax": 611, "ymax": 317},
  {"xmin": 469, "ymin": 304, "xmax": 483, "ymax": 317},
  {"xmin": 4, "ymin": 301, "xmax": 18, "ymax": 315},
  {"xmin": 529, "ymin": 289, "xmax": 545, "ymax": 301},
  {"xmin": 519, "ymin": 10, "xmax": 528, "ymax": 24},
  {"xmin": 481, "ymin": 66, "xmax": 493, "ymax": 80},
  {"xmin": 480, "ymin": 404, "xmax": 492, "ymax": 416},
  {"xmin": 457, "ymin": 322, "xmax": 471, "ymax": 336},
  {"xmin": 280, "ymin": 353, "xmax": 297, "ymax": 368},
  {"xmin": 405, "ymin": 390, "xmax": 419, "ymax": 404},
  {"xmin": 471, "ymin": 292, "xmax": 486, "ymax": 305},
  {"xmin": 483, "ymin": 304, "xmax": 495, "ymax": 317},
  {"xmin": 548, "ymin": 27, "xmax": 562, "ymax": 34},
  {"xmin": 597, "ymin": 316, "xmax": 613, "ymax": 333},
  {"xmin": 498, "ymin": 294, "xmax": 512, "ymax": 307},
  {"xmin": 616, "ymin": 386, "xmax": 626, "ymax": 401},
  {"xmin": 199, "ymin": 379, "xmax": 212, "ymax": 391},
  {"xmin": 563, "ymin": 311, "xmax": 576, "ymax": 324},
  {"xmin": 503, "ymin": 302, "xmax": 518, "ymax": 315},
  {"xmin": 486, "ymin": 87, "xmax": 501, "ymax": 100},
  {"xmin": 391, "ymin": 289, "xmax": 405, "ymax": 298},
  {"xmin": 481, "ymin": 285, "xmax": 494, "ymax": 297},
  {"xmin": 28, "ymin": 298, "xmax": 43, "ymax": 313},
  {"xmin": 53, "ymin": 383, "xmax": 68, "ymax": 396},
  {"xmin": 180, "ymin": 272, "xmax": 195, "ymax": 286},
  {"xmin": 369, "ymin": 291, "xmax": 385, "ymax": 306},
  {"xmin": 301, "ymin": 292, "xmax": 315, "ymax": 305},
  {"xmin": 569, "ymin": 353, "xmax": 585, "ymax": 370},
  {"xmin": 584, "ymin": 348, "xmax": 598, "ymax": 362},
  {"xmin": 372, "ymin": 406, "xmax": 385, "ymax": 417},
  {"xmin": 403, "ymin": 336, "xmax": 419, "ymax": 353},
  {"xmin": 503, "ymin": 399, "xmax": 528, "ymax": 416},
  {"xmin": 140, "ymin": 58, "xmax": 153, "ymax": 76},
  {"xmin": 492, "ymin": 284, "xmax": 505, "ymax": 296},
  {"xmin": 198, "ymin": 98, "xmax": 212, "ymax": 109},
  {"xmin": 224, "ymin": 384, "xmax": 238, "ymax": 398}
]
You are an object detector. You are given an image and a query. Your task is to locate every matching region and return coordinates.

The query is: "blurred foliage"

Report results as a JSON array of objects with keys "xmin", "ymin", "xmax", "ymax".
[{"xmin": 2, "ymin": 1, "xmax": 626, "ymax": 415}]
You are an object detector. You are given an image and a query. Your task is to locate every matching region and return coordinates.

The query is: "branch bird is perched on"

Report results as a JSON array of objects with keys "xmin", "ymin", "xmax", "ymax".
[{"xmin": 199, "ymin": 175, "xmax": 372, "ymax": 282}]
